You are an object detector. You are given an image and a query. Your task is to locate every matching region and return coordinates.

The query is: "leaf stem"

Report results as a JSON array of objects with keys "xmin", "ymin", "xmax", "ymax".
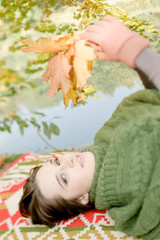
[{"xmin": 37, "ymin": 132, "xmax": 58, "ymax": 151}]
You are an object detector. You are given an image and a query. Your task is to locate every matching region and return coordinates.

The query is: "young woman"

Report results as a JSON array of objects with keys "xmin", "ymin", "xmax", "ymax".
[{"xmin": 19, "ymin": 15, "xmax": 160, "ymax": 240}]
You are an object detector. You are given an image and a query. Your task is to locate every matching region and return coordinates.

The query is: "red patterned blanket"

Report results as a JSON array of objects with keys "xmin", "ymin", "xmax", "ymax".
[{"xmin": 0, "ymin": 154, "xmax": 140, "ymax": 239}]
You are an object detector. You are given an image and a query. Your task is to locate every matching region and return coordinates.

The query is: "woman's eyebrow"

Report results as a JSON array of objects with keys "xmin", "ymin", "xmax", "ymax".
[{"xmin": 56, "ymin": 174, "xmax": 64, "ymax": 188}]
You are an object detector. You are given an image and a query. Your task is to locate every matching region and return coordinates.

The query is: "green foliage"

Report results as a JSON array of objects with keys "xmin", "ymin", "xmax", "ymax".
[
  {"xmin": 42, "ymin": 121, "xmax": 60, "ymax": 138},
  {"xmin": 89, "ymin": 60, "xmax": 137, "ymax": 95},
  {"xmin": 24, "ymin": 53, "xmax": 53, "ymax": 74},
  {"xmin": 4, "ymin": 154, "xmax": 23, "ymax": 162},
  {"xmin": 0, "ymin": 60, "xmax": 38, "ymax": 102},
  {"xmin": 73, "ymin": 0, "xmax": 158, "ymax": 36},
  {"xmin": 0, "ymin": 111, "xmax": 60, "ymax": 139},
  {"xmin": 0, "ymin": 0, "xmax": 76, "ymax": 34},
  {"xmin": 50, "ymin": 122, "xmax": 60, "ymax": 135},
  {"xmin": 0, "ymin": 65, "xmax": 25, "ymax": 84},
  {"xmin": 0, "ymin": 75, "xmax": 38, "ymax": 102}
]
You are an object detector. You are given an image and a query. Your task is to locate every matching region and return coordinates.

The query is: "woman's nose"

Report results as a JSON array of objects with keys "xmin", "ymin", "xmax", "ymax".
[{"xmin": 63, "ymin": 158, "xmax": 74, "ymax": 168}]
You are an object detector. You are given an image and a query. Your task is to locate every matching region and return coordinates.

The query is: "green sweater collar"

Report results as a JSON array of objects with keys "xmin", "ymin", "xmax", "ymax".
[{"xmin": 81, "ymin": 145, "xmax": 106, "ymax": 203}]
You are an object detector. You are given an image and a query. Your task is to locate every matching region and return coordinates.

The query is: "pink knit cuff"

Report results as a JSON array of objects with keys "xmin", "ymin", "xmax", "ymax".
[{"xmin": 120, "ymin": 34, "xmax": 150, "ymax": 68}]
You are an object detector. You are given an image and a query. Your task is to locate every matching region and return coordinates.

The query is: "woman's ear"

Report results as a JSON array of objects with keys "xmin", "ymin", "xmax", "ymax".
[{"xmin": 78, "ymin": 193, "xmax": 89, "ymax": 205}]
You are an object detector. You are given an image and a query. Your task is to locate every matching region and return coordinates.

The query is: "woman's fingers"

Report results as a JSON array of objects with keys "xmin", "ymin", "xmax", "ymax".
[
  {"xmin": 80, "ymin": 32, "xmax": 102, "ymax": 45},
  {"xmin": 84, "ymin": 40, "xmax": 103, "ymax": 51},
  {"xmin": 80, "ymin": 20, "xmax": 110, "ymax": 46},
  {"xmin": 104, "ymin": 14, "xmax": 117, "ymax": 23}
]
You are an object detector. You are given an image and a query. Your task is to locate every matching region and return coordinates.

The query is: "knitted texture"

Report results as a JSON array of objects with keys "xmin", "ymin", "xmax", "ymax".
[{"xmin": 82, "ymin": 89, "xmax": 160, "ymax": 240}]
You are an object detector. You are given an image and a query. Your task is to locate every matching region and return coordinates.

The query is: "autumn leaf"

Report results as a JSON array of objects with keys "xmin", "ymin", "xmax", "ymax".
[
  {"xmin": 20, "ymin": 34, "xmax": 97, "ymax": 107},
  {"xmin": 65, "ymin": 44, "xmax": 78, "ymax": 87},
  {"xmin": 41, "ymin": 52, "xmax": 72, "ymax": 96},
  {"xmin": 63, "ymin": 88, "xmax": 78, "ymax": 107},
  {"xmin": 20, "ymin": 35, "xmax": 75, "ymax": 53},
  {"xmin": 65, "ymin": 43, "xmax": 75, "ymax": 63},
  {"xmin": 73, "ymin": 40, "xmax": 96, "ymax": 89}
]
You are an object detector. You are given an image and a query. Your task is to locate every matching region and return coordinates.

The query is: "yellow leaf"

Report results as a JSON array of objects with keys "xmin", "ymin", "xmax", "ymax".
[
  {"xmin": 63, "ymin": 88, "xmax": 78, "ymax": 107},
  {"xmin": 20, "ymin": 35, "xmax": 75, "ymax": 53},
  {"xmin": 87, "ymin": 61, "xmax": 93, "ymax": 71},
  {"xmin": 73, "ymin": 40, "xmax": 96, "ymax": 89}
]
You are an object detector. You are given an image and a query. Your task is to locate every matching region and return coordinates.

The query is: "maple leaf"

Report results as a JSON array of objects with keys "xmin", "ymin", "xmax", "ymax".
[
  {"xmin": 64, "ymin": 44, "xmax": 78, "ymax": 88},
  {"xmin": 73, "ymin": 40, "xmax": 96, "ymax": 89},
  {"xmin": 20, "ymin": 35, "xmax": 75, "ymax": 53},
  {"xmin": 65, "ymin": 43, "xmax": 75, "ymax": 63},
  {"xmin": 41, "ymin": 52, "xmax": 72, "ymax": 96}
]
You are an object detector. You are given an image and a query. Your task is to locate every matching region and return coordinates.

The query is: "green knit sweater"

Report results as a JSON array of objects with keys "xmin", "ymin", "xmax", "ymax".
[{"xmin": 83, "ymin": 89, "xmax": 160, "ymax": 240}]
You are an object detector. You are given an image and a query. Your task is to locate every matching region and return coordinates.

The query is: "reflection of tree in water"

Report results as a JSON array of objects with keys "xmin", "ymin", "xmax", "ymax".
[
  {"xmin": 88, "ymin": 60, "xmax": 140, "ymax": 96},
  {"xmin": 0, "ymin": 82, "xmax": 62, "ymax": 118},
  {"xmin": 15, "ymin": 83, "xmax": 62, "ymax": 109}
]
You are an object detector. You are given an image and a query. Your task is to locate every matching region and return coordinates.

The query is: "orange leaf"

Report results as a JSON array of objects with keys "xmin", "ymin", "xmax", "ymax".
[
  {"xmin": 64, "ymin": 44, "xmax": 77, "ymax": 87},
  {"xmin": 41, "ymin": 53, "xmax": 72, "ymax": 96},
  {"xmin": 65, "ymin": 43, "xmax": 75, "ymax": 63},
  {"xmin": 73, "ymin": 40, "xmax": 96, "ymax": 89},
  {"xmin": 20, "ymin": 35, "xmax": 75, "ymax": 53}
]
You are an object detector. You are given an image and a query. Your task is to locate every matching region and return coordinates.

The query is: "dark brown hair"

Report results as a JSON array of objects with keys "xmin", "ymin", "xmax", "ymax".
[{"xmin": 19, "ymin": 165, "xmax": 93, "ymax": 227}]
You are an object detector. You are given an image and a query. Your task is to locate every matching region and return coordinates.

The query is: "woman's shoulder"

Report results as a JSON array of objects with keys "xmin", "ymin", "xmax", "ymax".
[{"xmin": 121, "ymin": 89, "xmax": 160, "ymax": 106}]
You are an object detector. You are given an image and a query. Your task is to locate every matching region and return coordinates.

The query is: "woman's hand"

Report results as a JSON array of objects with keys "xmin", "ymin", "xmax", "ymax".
[{"xmin": 80, "ymin": 15, "xmax": 150, "ymax": 68}]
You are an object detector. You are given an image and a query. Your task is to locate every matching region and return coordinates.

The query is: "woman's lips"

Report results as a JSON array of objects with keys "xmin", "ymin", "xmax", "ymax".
[{"xmin": 77, "ymin": 154, "xmax": 84, "ymax": 167}]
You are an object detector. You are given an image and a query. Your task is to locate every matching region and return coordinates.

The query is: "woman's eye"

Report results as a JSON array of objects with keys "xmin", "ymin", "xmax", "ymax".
[
  {"xmin": 62, "ymin": 174, "xmax": 67, "ymax": 184},
  {"xmin": 55, "ymin": 158, "xmax": 60, "ymax": 165}
]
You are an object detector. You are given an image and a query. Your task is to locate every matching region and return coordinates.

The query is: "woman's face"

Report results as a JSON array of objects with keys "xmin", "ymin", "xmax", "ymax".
[{"xmin": 36, "ymin": 152, "xmax": 95, "ymax": 204}]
